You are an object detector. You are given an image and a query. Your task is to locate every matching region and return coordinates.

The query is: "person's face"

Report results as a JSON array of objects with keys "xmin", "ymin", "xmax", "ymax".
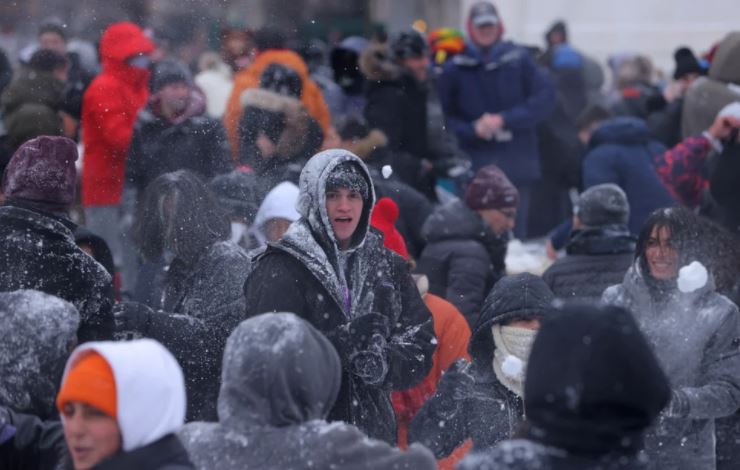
[
  {"xmin": 39, "ymin": 32, "xmax": 66, "ymax": 54},
  {"xmin": 263, "ymin": 217, "xmax": 293, "ymax": 243},
  {"xmin": 547, "ymin": 30, "xmax": 565, "ymax": 47},
  {"xmin": 506, "ymin": 318, "xmax": 541, "ymax": 330},
  {"xmin": 479, "ymin": 206, "xmax": 517, "ymax": 236},
  {"xmin": 159, "ymin": 82, "xmax": 190, "ymax": 115},
  {"xmin": 402, "ymin": 56, "xmax": 430, "ymax": 83},
  {"xmin": 470, "ymin": 23, "xmax": 500, "ymax": 48},
  {"xmin": 645, "ymin": 225, "xmax": 679, "ymax": 280},
  {"xmin": 326, "ymin": 187, "xmax": 363, "ymax": 250},
  {"xmin": 62, "ymin": 402, "xmax": 121, "ymax": 470}
]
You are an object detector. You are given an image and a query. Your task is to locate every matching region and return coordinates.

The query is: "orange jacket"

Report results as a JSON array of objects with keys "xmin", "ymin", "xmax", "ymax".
[
  {"xmin": 392, "ymin": 292, "xmax": 472, "ymax": 470},
  {"xmin": 223, "ymin": 49, "xmax": 331, "ymax": 157}
]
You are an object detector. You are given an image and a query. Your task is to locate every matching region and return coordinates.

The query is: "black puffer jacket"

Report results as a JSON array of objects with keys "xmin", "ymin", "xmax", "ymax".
[
  {"xmin": 542, "ymin": 225, "xmax": 636, "ymax": 302},
  {"xmin": 0, "ymin": 203, "xmax": 114, "ymax": 342},
  {"xmin": 409, "ymin": 274, "xmax": 554, "ymax": 458},
  {"xmin": 181, "ymin": 313, "xmax": 436, "ymax": 470},
  {"xmin": 125, "ymin": 103, "xmax": 232, "ymax": 195},
  {"xmin": 243, "ymin": 150, "xmax": 435, "ymax": 444},
  {"xmin": 458, "ymin": 303, "xmax": 671, "ymax": 470},
  {"xmin": 0, "ymin": 407, "xmax": 67, "ymax": 470},
  {"xmin": 417, "ymin": 199, "xmax": 508, "ymax": 327},
  {"xmin": 117, "ymin": 241, "xmax": 251, "ymax": 422}
]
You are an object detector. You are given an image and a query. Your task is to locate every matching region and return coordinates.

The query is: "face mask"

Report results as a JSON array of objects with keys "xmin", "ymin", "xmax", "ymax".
[
  {"xmin": 128, "ymin": 55, "xmax": 150, "ymax": 69},
  {"xmin": 230, "ymin": 222, "xmax": 248, "ymax": 244}
]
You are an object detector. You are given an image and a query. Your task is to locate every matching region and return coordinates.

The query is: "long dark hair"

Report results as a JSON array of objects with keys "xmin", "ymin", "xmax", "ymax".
[
  {"xmin": 636, "ymin": 207, "xmax": 740, "ymax": 296},
  {"xmin": 134, "ymin": 170, "xmax": 230, "ymax": 263}
]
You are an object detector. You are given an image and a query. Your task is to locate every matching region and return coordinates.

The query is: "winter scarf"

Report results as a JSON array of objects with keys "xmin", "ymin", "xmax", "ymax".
[{"xmin": 492, "ymin": 325, "xmax": 536, "ymax": 397}]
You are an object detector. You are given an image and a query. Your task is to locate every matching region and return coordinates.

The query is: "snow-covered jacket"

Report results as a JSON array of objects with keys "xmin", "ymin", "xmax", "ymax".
[
  {"xmin": 60, "ymin": 340, "xmax": 192, "ymax": 469},
  {"xmin": 180, "ymin": 313, "xmax": 436, "ymax": 470},
  {"xmin": 0, "ymin": 290, "xmax": 78, "ymax": 419},
  {"xmin": 243, "ymin": 149, "xmax": 435, "ymax": 444},
  {"xmin": 0, "ymin": 203, "xmax": 114, "ymax": 342},
  {"xmin": 603, "ymin": 263, "xmax": 740, "ymax": 470},
  {"xmin": 409, "ymin": 274, "xmax": 554, "ymax": 457}
]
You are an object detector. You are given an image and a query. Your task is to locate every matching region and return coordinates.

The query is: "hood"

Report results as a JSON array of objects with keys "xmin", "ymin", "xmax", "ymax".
[
  {"xmin": 217, "ymin": 313, "xmax": 341, "ymax": 428},
  {"xmin": 566, "ymin": 225, "xmax": 637, "ymax": 256},
  {"xmin": 422, "ymin": 199, "xmax": 493, "ymax": 244},
  {"xmin": 251, "ymin": 49, "xmax": 311, "ymax": 87},
  {"xmin": 469, "ymin": 273, "xmax": 555, "ymax": 364},
  {"xmin": 0, "ymin": 290, "xmax": 79, "ymax": 419},
  {"xmin": 295, "ymin": 149, "xmax": 376, "ymax": 252},
  {"xmin": 252, "ymin": 181, "xmax": 300, "ymax": 246},
  {"xmin": 98, "ymin": 22, "xmax": 154, "ymax": 84},
  {"xmin": 0, "ymin": 69, "xmax": 64, "ymax": 114},
  {"xmin": 359, "ymin": 42, "xmax": 402, "ymax": 82},
  {"xmin": 524, "ymin": 303, "xmax": 670, "ymax": 456},
  {"xmin": 61, "ymin": 339, "xmax": 186, "ymax": 452},
  {"xmin": 589, "ymin": 117, "xmax": 650, "ymax": 149},
  {"xmin": 709, "ymin": 32, "xmax": 740, "ymax": 84}
]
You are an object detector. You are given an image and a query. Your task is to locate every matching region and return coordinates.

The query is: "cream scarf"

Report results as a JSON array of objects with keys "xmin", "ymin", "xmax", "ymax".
[{"xmin": 492, "ymin": 324, "xmax": 537, "ymax": 397}]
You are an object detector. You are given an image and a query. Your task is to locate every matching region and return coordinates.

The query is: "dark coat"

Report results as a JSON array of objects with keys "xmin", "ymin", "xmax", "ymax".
[
  {"xmin": 92, "ymin": 435, "xmax": 194, "ymax": 470},
  {"xmin": 542, "ymin": 225, "xmax": 636, "ymax": 302},
  {"xmin": 118, "ymin": 241, "xmax": 251, "ymax": 422},
  {"xmin": 243, "ymin": 150, "xmax": 435, "ymax": 444},
  {"xmin": 0, "ymin": 203, "xmax": 114, "ymax": 342},
  {"xmin": 180, "ymin": 313, "xmax": 436, "ymax": 470},
  {"xmin": 360, "ymin": 44, "xmax": 434, "ymax": 197},
  {"xmin": 417, "ymin": 199, "xmax": 507, "ymax": 327},
  {"xmin": 1, "ymin": 69, "xmax": 64, "ymax": 149},
  {"xmin": 408, "ymin": 274, "xmax": 554, "ymax": 458},
  {"xmin": 603, "ymin": 265, "xmax": 740, "ymax": 470},
  {"xmin": 710, "ymin": 140, "xmax": 740, "ymax": 234},
  {"xmin": 126, "ymin": 104, "xmax": 232, "ymax": 195},
  {"xmin": 436, "ymin": 41, "xmax": 556, "ymax": 184},
  {"xmin": 459, "ymin": 303, "xmax": 671, "ymax": 470},
  {"xmin": 0, "ymin": 408, "xmax": 66, "ymax": 470},
  {"xmin": 583, "ymin": 117, "xmax": 676, "ymax": 234}
]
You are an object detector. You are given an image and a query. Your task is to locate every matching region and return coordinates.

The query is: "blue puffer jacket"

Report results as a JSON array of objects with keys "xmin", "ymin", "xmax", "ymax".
[
  {"xmin": 436, "ymin": 41, "xmax": 556, "ymax": 185},
  {"xmin": 583, "ymin": 117, "xmax": 676, "ymax": 233}
]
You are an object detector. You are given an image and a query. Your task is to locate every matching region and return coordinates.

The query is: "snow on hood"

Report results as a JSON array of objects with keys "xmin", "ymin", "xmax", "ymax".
[
  {"xmin": 295, "ymin": 148, "xmax": 376, "ymax": 252},
  {"xmin": 217, "ymin": 313, "xmax": 342, "ymax": 429},
  {"xmin": 251, "ymin": 181, "xmax": 300, "ymax": 246},
  {"xmin": 0, "ymin": 290, "xmax": 79, "ymax": 418},
  {"xmin": 61, "ymin": 339, "xmax": 186, "ymax": 452}
]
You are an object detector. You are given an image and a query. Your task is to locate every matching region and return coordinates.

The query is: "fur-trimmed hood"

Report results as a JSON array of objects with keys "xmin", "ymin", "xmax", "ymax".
[{"xmin": 347, "ymin": 129, "xmax": 389, "ymax": 160}]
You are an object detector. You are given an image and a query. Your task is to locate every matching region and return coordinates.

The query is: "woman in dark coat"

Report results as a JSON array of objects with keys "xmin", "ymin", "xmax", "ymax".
[
  {"xmin": 408, "ymin": 273, "xmax": 554, "ymax": 458},
  {"xmin": 243, "ymin": 149, "xmax": 435, "ymax": 444},
  {"xmin": 114, "ymin": 170, "xmax": 251, "ymax": 422}
]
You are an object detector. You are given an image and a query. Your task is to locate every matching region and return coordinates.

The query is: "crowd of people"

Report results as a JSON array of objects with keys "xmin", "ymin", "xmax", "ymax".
[{"xmin": 1, "ymin": 1, "xmax": 740, "ymax": 469}]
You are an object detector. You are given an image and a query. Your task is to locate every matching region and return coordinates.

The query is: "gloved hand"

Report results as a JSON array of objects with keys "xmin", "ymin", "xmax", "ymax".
[
  {"xmin": 331, "ymin": 314, "xmax": 391, "ymax": 383},
  {"xmin": 348, "ymin": 313, "xmax": 390, "ymax": 347},
  {"xmin": 112, "ymin": 301, "xmax": 154, "ymax": 340},
  {"xmin": 430, "ymin": 359, "xmax": 476, "ymax": 419},
  {"xmin": 349, "ymin": 328, "xmax": 389, "ymax": 386},
  {"xmin": 0, "ymin": 406, "xmax": 16, "ymax": 445}
]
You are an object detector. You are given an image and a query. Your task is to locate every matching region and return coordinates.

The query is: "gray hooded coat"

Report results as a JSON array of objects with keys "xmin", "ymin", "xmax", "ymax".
[
  {"xmin": 180, "ymin": 313, "xmax": 436, "ymax": 470},
  {"xmin": 243, "ymin": 149, "xmax": 436, "ymax": 444},
  {"xmin": 0, "ymin": 290, "xmax": 79, "ymax": 419},
  {"xmin": 603, "ymin": 263, "xmax": 740, "ymax": 470}
]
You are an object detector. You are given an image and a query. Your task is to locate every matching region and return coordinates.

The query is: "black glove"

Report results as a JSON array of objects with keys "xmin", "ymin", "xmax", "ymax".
[
  {"xmin": 349, "ymin": 331, "xmax": 388, "ymax": 386},
  {"xmin": 347, "ymin": 313, "xmax": 390, "ymax": 346},
  {"xmin": 331, "ymin": 313, "xmax": 391, "ymax": 384},
  {"xmin": 432, "ymin": 359, "xmax": 476, "ymax": 418},
  {"xmin": 0, "ymin": 406, "xmax": 15, "ymax": 445},
  {"xmin": 112, "ymin": 301, "xmax": 154, "ymax": 339}
]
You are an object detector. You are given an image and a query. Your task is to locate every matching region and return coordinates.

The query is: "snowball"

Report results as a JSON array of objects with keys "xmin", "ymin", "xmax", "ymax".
[
  {"xmin": 381, "ymin": 165, "xmax": 393, "ymax": 179},
  {"xmin": 501, "ymin": 355, "xmax": 524, "ymax": 379},
  {"xmin": 677, "ymin": 261, "xmax": 708, "ymax": 293}
]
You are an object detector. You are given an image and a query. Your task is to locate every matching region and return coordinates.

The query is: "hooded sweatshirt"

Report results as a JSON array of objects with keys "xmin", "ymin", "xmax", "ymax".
[
  {"xmin": 60, "ymin": 339, "xmax": 192, "ymax": 469},
  {"xmin": 244, "ymin": 149, "xmax": 435, "ymax": 443},
  {"xmin": 81, "ymin": 22, "xmax": 155, "ymax": 206},
  {"xmin": 180, "ymin": 313, "xmax": 436, "ymax": 470}
]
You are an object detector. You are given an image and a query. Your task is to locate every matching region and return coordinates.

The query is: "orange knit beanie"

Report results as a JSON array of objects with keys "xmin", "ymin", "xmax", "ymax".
[{"xmin": 56, "ymin": 351, "xmax": 117, "ymax": 418}]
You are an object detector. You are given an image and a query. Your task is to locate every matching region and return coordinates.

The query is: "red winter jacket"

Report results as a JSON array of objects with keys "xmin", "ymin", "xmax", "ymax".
[{"xmin": 81, "ymin": 22, "xmax": 154, "ymax": 206}]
